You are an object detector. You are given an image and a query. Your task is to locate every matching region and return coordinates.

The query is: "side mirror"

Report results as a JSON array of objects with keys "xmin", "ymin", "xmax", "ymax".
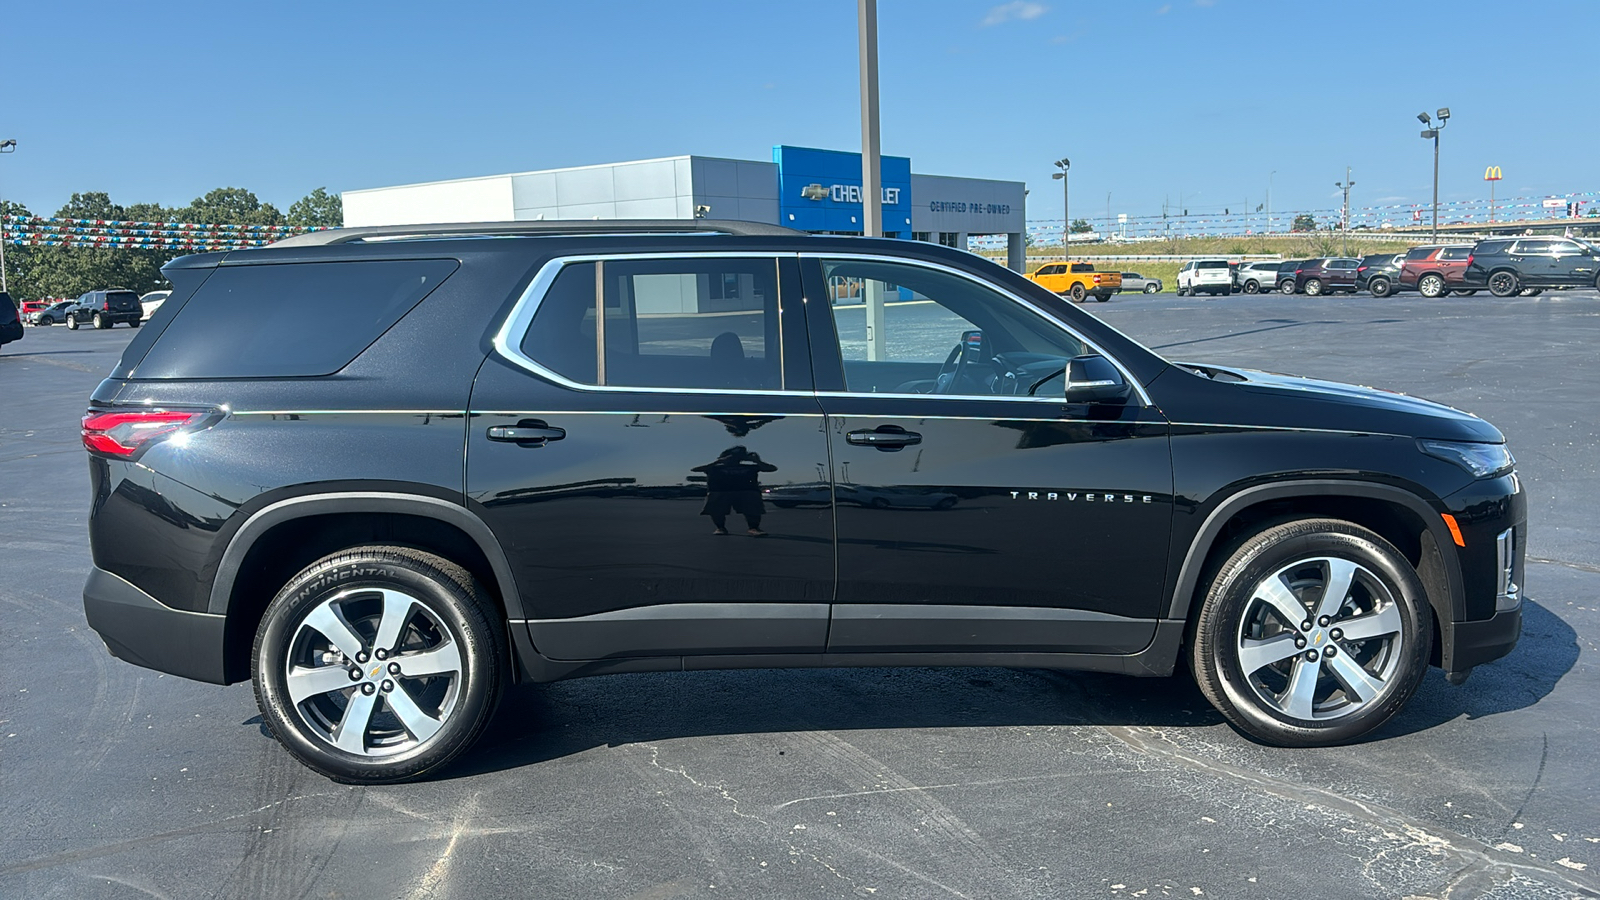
[{"xmin": 1064, "ymin": 354, "xmax": 1131, "ymax": 404}]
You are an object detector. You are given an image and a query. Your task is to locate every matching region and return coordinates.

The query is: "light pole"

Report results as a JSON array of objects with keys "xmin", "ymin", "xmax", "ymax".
[
  {"xmin": 1418, "ymin": 107, "xmax": 1449, "ymax": 241},
  {"xmin": 0, "ymin": 138, "xmax": 15, "ymax": 294},
  {"xmin": 1335, "ymin": 168, "xmax": 1355, "ymax": 256},
  {"xmin": 1052, "ymin": 158, "xmax": 1070, "ymax": 256},
  {"xmin": 1267, "ymin": 170, "xmax": 1275, "ymax": 234},
  {"xmin": 858, "ymin": 0, "xmax": 881, "ymax": 239}
]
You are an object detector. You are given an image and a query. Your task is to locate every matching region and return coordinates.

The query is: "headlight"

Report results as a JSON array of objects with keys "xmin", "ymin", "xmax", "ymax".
[{"xmin": 1418, "ymin": 440, "xmax": 1515, "ymax": 478}]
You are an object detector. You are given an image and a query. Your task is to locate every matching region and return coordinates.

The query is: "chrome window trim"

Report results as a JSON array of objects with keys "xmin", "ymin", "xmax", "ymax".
[
  {"xmin": 493, "ymin": 250, "xmax": 1153, "ymax": 407},
  {"xmin": 492, "ymin": 252, "xmax": 803, "ymax": 398},
  {"xmin": 802, "ymin": 252, "xmax": 1153, "ymax": 407}
]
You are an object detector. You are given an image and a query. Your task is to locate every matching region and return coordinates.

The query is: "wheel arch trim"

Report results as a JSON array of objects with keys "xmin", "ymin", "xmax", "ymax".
[
  {"xmin": 1165, "ymin": 479, "xmax": 1465, "ymax": 627},
  {"xmin": 207, "ymin": 491, "xmax": 524, "ymax": 619}
]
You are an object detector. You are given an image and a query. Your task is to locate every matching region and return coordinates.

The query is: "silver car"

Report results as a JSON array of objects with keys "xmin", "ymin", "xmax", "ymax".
[
  {"xmin": 1118, "ymin": 272, "xmax": 1163, "ymax": 294},
  {"xmin": 1234, "ymin": 261, "xmax": 1281, "ymax": 294}
]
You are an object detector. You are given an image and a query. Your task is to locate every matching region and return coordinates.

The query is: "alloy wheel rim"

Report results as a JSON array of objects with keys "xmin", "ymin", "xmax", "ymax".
[
  {"xmin": 283, "ymin": 587, "xmax": 463, "ymax": 757},
  {"xmin": 1234, "ymin": 556, "xmax": 1404, "ymax": 722}
]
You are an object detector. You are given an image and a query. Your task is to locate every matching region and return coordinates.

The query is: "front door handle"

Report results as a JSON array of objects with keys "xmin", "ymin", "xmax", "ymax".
[
  {"xmin": 487, "ymin": 422, "xmax": 566, "ymax": 446},
  {"xmin": 846, "ymin": 426, "xmax": 922, "ymax": 450}
]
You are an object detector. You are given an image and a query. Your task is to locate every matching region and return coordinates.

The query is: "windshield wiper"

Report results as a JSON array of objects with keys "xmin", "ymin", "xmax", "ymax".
[{"xmin": 1027, "ymin": 368, "xmax": 1065, "ymax": 396}]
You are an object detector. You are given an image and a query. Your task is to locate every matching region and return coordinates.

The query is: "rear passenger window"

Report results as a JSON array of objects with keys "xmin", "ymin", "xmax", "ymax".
[
  {"xmin": 521, "ymin": 257, "xmax": 782, "ymax": 391},
  {"xmin": 133, "ymin": 260, "xmax": 458, "ymax": 379}
]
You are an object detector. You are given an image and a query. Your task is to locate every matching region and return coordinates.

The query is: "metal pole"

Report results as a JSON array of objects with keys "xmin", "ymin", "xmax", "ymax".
[
  {"xmin": 858, "ymin": 0, "xmax": 881, "ymax": 240},
  {"xmin": 1062, "ymin": 169, "xmax": 1069, "ymax": 254},
  {"xmin": 1268, "ymin": 171, "xmax": 1275, "ymax": 234},
  {"xmin": 857, "ymin": 0, "xmax": 886, "ymax": 361},
  {"xmin": 0, "ymin": 139, "xmax": 18, "ymax": 294},
  {"xmin": 1432, "ymin": 131, "xmax": 1440, "ymax": 242}
]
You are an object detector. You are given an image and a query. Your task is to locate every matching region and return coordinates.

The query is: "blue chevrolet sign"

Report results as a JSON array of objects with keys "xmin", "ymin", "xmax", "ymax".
[{"xmin": 774, "ymin": 145, "xmax": 913, "ymax": 233}]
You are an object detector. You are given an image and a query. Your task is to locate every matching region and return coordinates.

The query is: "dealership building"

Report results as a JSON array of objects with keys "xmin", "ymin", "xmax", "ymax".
[{"xmin": 343, "ymin": 145, "xmax": 1028, "ymax": 270}]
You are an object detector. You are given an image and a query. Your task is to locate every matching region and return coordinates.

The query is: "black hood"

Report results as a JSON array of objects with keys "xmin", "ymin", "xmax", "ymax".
[{"xmin": 1154, "ymin": 363, "xmax": 1505, "ymax": 443}]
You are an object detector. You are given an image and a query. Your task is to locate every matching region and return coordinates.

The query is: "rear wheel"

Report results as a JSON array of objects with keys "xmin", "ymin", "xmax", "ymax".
[
  {"xmin": 1279, "ymin": 280, "xmax": 1295, "ymax": 295},
  {"xmin": 1488, "ymin": 271, "xmax": 1519, "ymax": 298},
  {"xmin": 129, "ymin": 319, "xmax": 141, "ymax": 328},
  {"xmin": 1451, "ymin": 289, "xmax": 1478, "ymax": 297},
  {"xmin": 1191, "ymin": 518, "xmax": 1432, "ymax": 746},
  {"xmin": 1304, "ymin": 279, "xmax": 1323, "ymax": 296},
  {"xmin": 38, "ymin": 315, "xmax": 53, "ymax": 326},
  {"xmin": 1518, "ymin": 287, "xmax": 1540, "ymax": 297},
  {"xmin": 1418, "ymin": 274, "xmax": 1446, "ymax": 298},
  {"xmin": 252, "ymin": 546, "xmax": 505, "ymax": 783},
  {"xmin": 1368, "ymin": 277, "xmax": 1392, "ymax": 298},
  {"xmin": 93, "ymin": 313, "xmax": 108, "ymax": 329}
]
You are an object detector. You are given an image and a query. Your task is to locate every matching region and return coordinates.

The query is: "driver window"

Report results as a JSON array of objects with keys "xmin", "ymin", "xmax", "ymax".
[{"xmin": 822, "ymin": 258, "xmax": 1088, "ymax": 398}]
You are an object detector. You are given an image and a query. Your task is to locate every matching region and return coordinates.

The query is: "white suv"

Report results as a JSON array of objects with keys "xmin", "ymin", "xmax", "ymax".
[{"xmin": 1177, "ymin": 259, "xmax": 1232, "ymax": 297}]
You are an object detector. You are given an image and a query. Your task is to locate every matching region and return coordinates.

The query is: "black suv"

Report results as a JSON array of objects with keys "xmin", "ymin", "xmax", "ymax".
[
  {"xmin": 82, "ymin": 221, "xmax": 1526, "ymax": 783},
  {"xmin": 1275, "ymin": 259, "xmax": 1304, "ymax": 294},
  {"xmin": 1356, "ymin": 253, "xmax": 1405, "ymax": 297},
  {"xmin": 0, "ymin": 292, "xmax": 22, "ymax": 352},
  {"xmin": 1463, "ymin": 236, "xmax": 1600, "ymax": 297},
  {"xmin": 66, "ymin": 288, "xmax": 143, "ymax": 330}
]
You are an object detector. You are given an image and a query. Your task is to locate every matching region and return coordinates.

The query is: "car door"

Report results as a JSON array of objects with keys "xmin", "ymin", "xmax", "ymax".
[
  {"xmin": 1332, "ymin": 259, "xmax": 1358, "ymax": 289},
  {"xmin": 467, "ymin": 252, "xmax": 835, "ymax": 662},
  {"xmin": 802, "ymin": 254, "xmax": 1173, "ymax": 656},
  {"xmin": 1549, "ymin": 240, "xmax": 1598, "ymax": 286},
  {"xmin": 1033, "ymin": 264, "xmax": 1066, "ymax": 293}
]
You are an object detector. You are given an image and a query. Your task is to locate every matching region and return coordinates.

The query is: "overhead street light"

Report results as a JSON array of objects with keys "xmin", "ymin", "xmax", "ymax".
[
  {"xmin": 1052, "ymin": 158, "xmax": 1070, "ymax": 254},
  {"xmin": 0, "ymin": 138, "xmax": 16, "ymax": 294},
  {"xmin": 1417, "ymin": 107, "xmax": 1449, "ymax": 241},
  {"xmin": 1335, "ymin": 168, "xmax": 1355, "ymax": 256}
]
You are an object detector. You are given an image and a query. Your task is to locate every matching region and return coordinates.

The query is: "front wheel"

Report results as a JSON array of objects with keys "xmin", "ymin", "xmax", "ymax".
[
  {"xmin": 1070, "ymin": 284, "xmax": 1087, "ymax": 302},
  {"xmin": 1243, "ymin": 280, "xmax": 1260, "ymax": 294},
  {"xmin": 1279, "ymin": 280, "xmax": 1296, "ymax": 295},
  {"xmin": 66, "ymin": 316, "xmax": 79, "ymax": 330},
  {"xmin": 252, "ymin": 546, "xmax": 505, "ymax": 783},
  {"xmin": 1143, "ymin": 283, "xmax": 1159, "ymax": 294},
  {"xmin": 1191, "ymin": 518, "xmax": 1432, "ymax": 746},
  {"xmin": 1452, "ymin": 289, "xmax": 1478, "ymax": 297},
  {"xmin": 1488, "ymin": 271, "xmax": 1519, "ymax": 297}
]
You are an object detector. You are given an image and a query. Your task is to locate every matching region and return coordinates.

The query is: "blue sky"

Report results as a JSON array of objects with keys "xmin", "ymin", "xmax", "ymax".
[{"xmin": 3, "ymin": 0, "xmax": 1593, "ymax": 223}]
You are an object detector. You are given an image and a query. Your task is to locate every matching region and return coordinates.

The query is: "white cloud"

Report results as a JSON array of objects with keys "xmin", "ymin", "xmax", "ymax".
[
  {"xmin": 1155, "ymin": 4, "xmax": 1172, "ymax": 14},
  {"xmin": 982, "ymin": 2, "xmax": 1048, "ymax": 26}
]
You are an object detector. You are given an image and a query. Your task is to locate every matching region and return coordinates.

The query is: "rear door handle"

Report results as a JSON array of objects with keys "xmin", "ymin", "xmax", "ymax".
[
  {"xmin": 487, "ymin": 422, "xmax": 566, "ymax": 446},
  {"xmin": 846, "ymin": 427, "xmax": 922, "ymax": 450}
]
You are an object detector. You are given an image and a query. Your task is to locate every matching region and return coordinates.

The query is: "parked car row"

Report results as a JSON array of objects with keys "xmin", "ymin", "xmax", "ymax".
[
  {"xmin": 21, "ymin": 289, "xmax": 170, "ymax": 328},
  {"xmin": 1272, "ymin": 237, "xmax": 1600, "ymax": 299}
]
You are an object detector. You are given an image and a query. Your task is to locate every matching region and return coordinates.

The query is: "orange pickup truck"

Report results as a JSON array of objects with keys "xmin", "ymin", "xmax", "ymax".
[{"xmin": 1027, "ymin": 262, "xmax": 1122, "ymax": 302}]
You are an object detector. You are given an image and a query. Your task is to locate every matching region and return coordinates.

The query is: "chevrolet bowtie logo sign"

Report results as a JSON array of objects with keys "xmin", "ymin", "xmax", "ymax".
[{"xmin": 800, "ymin": 183, "xmax": 829, "ymax": 201}]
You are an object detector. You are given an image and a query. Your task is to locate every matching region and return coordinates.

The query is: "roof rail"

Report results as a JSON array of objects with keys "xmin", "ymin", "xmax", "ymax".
[{"xmin": 268, "ymin": 219, "xmax": 805, "ymax": 248}]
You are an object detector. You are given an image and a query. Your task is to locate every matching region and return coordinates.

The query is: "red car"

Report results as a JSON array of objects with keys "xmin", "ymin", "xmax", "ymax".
[{"xmin": 1398, "ymin": 245, "xmax": 1477, "ymax": 298}]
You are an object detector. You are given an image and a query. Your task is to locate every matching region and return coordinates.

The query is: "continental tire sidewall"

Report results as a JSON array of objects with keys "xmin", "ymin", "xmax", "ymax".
[
  {"xmin": 1193, "ymin": 520, "xmax": 1432, "ymax": 746},
  {"xmin": 251, "ymin": 549, "xmax": 501, "ymax": 783}
]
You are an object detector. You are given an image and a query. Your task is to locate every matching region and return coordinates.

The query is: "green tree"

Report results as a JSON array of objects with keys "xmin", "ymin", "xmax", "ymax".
[
  {"xmin": 1070, "ymin": 218, "xmax": 1092, "ymax": 234},
  {"xmin": 288, "ymin": 187, "xmax": 343, "ymax": 228},
  {"xmin": 176, "ymin": 187, "xmax": 285, "ymax": 226},
  {"xmin": 1291, "ymin": 213, "xmax": 1317, "ymax": 232}
]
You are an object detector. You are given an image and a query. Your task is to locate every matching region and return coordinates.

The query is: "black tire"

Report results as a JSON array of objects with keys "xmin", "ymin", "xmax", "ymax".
[
  {"xmin": 1279, "ymin": 280, "xmax": 1296, "ymax": 295},
  {"xmin": 252, "ymin": 545, "xmax": 505, "ymax": 784},
  {"xmin": 1070, "ymin": 284, "xmax": 1087, "ymax": 302},
  {"xmin": 1517, "ymin": 287, "xmax": 1540, "ymax": 297},
  {"xmin": 1488, "ymin": 270, "xmax": 1519, "ymax": 298},
  {"xmin": 1452, "ymin": 289, "xmax": 1478, "ymax": 297},
  {"xmin": 93, "ymin": 313, "xmax": 108, "ymax": 329},
  {"xmin": 1304, "ymin": 279, "xmax": 1323, "ymax": 296},
  {"xmin": 1095, "ymin": 294, "xmax": 1109, "ymax": 302},
  {"xmin": 1243, "ymin": 280, "xmax": 1260, "ymax": 294},
  {"xmin": 66, "ymin": 315, "xmax": 79, "ymax": 330},
  {"xmin": 1143, "ymin": 283, "xmax": 1159, "ymax": 294},
  {"xmin": 38, "ymin": 315, "xmax": 53, "ymax": 326},
  {"xmin": 1177, "ymin": 284, "xmax": 1187, "ymax": 297},
  {"xmin": 1190, "ymin": 518, "xmax": 1432, "ymax": 747},
  {"xmin": 1418, "ymin": 274, "xmax": 1447, "ymax": 299},
  {"xmin": 1369, "ymin": 277, "xmax": 1392, "ymax": 298},
  {"xmin": 129, "ymin": 319, "xmax": 141, "ymax": 328}
]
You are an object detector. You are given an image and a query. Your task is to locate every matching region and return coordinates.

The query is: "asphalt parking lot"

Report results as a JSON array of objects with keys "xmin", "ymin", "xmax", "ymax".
[{"xmin": 3, "ymin": 290, "xmax": 1598, "ymax": 900}]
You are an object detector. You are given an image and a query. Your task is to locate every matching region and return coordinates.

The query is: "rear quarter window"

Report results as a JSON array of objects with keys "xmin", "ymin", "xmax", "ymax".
[{"xmin": 132, "ymin": 259, "xmax": 458, "ymax": 379}]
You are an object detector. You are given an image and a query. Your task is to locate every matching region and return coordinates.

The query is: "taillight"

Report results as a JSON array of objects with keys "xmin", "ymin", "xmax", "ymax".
[
  {"xmin": 1358, "ymin": 265, "xmax": 1368, "ymax": 272},
  {"xmin": 1295, "ymin": 268, "xmax": 1303, "ymax": 276},
  {"xmin": 82, "ymin": 408, "xmax": 213, "ymax": 458},
  {"xmin": 1466, "ymin": 254, "xmax": 1474, "ymax": 268},
  {"xmin": 1093, "ymin": 274, "xmax": 1102, "ymax": 283}
]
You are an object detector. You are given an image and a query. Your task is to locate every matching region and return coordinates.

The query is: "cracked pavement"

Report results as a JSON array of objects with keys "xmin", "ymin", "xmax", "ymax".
[{"xmin": 2, "ymin": 292, "xmax": 1597, "ymax": 899}]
